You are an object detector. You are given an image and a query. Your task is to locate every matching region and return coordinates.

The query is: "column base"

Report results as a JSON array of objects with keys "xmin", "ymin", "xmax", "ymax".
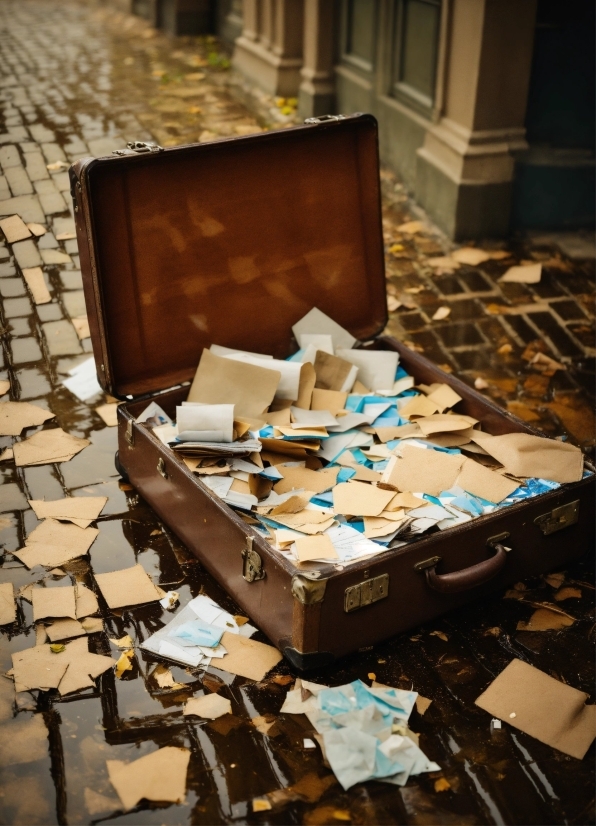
[{"xmin": 233, "ymin": 36, "xmax": 302, "ymax": 97}]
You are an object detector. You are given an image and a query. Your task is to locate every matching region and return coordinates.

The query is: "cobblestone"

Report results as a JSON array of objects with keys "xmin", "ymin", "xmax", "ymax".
[
  {"xmin": 4, "ymin": 164, "xmax": 32, "ymax": 195},
  {"xmin": 11, "ymin": 237, "xmax": 41, "ymax": 268}
]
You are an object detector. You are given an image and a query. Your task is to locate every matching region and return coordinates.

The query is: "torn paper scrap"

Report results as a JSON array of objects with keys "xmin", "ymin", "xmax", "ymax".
[
  {"xmin": 22, "ymin": 267, "xmax": 51, "ymax": 304},
  {"xmin": 62, "ymin": 357, "xmax": 102, "ymax": 402},
  {"xmin": 28, "ymin": 495, "xmax": 107, "ymax": 528},
  {"xmin": 184, "ymin": 694, "xmax": 232, "ymax": 719},
  {"xmin": 95, "ymin": 564, "xmax": 163, "ymax": 609},
  {"xmin": 0, "ymin": 582, "xmax": 16, "ymax": 625},
  {"xmin": 499, "ymin": 263, "xmax": 542, "ymax": 284},
  {"xmin": 292, "ymin": 307, "xmax": 356, "ymax": 351},
  {"xmin": 471, "ymin": 432, "xmax": 583, "ymax": 484},
  {"xmin": 95, "ymin": 403, "xmax": 118, "ymax": 426},
  {"xmin": 0, "ymin": 401, "xmax": 54, "ymax": 436},
  {"xmin": 32, "ymin": 585, "xmax": 77, "ymax": 621},
  {"xmin": 333, "ymin": 480, "xmax": 395, "ymax": 517},
  {"xmin": 335, "ymin": 349, "xmax": 399, "ymax": 393},
  {"xmin": 475, "ymin": 659, "xmax": 596, "ymax": 759},
  {"xmin": 0, "ymin": 214, "xmax": 31, "ymax": 243},
  {"xmin": 11, "ymin": 644, "xmax": 70, "ymax": 692},
  {"xmin": 383, "ymin": 445, "xmax": 464, "ymax": 496},
  {"xmin": 45, "ymin": 618, "xmax": 87, "ymax": 642},
  {"xmin": 14, "ymin": 519, "xmax": 98, "ymax": 568},
  {"xmin": 294, "ymin": 534, "xmax": 338, "ymax": 562},
  {"xmin": 455, "ymin": 458, "xmax": 519, "ymax": 503},
  {"xmin": 75, "ymin": 583, "xmax": 99, "ymax": 618},
  {"xmin": 218, "ymin": 632, "xmax": 282, "ymax": 681},
  {"xmin": 13, "ymin": 427, "xmax": 89, "ymax": 467},
  {"xmin": 107, "ymin": 747, "xmax": 190, "ymax": 811}
]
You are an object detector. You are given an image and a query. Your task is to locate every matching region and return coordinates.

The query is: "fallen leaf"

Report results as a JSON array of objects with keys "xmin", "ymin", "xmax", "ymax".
[
  {"xmin": 554, "ymin": 587, "xmax": 582, "ymax": 601},
  {"xmin": 50, "ymin": 643, "xmax": 65, "ymax": 653},
  {"xmin": 368, "ymin": 672, "xmax": 376, "ymax": 681},
  {"xmin": 434, "ymin": 777, "xmax": 451, "ymax": 792},
  {"xmin": 115, "ymin": 650, "xmax": 134, "ymax": 678},
  {"xmin": 152, "ymin": 664, "xmax": 186, "ymax": 690},
  {"xmin": 516, "ymin": 608, "xmax": 575, "ymax": 631},
  {"xmin": 497, "ymin": 343, "xmax": 513, "ymax": 355},
  {"xmin": 109, "ymin": 635, "xmax": 133, "ymax": 649},
  {"xmin": 432, "ymin": 306, "xmax": 451, "ymax": 321}
]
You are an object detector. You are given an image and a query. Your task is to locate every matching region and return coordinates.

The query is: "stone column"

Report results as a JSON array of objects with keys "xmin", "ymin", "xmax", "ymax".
[
  {"xmin": 233, "ymin": 0, "xmax": 304, "ymax": 97},
  {"xmin": 416, "ymin": 0, "xmax": 537, "ymax": 239},
  {"xmin": 298, "ymin": 0, "xmax": 336, "ymax": 118}
]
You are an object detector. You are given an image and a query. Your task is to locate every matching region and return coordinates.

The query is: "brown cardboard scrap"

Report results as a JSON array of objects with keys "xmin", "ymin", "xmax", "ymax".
[
  {"xmin": 218, "ymin": 632, "xmax": 282, "ymax": 681},
  {"xmin": 415, "ymin": 414, "xmax": 475, "ymax": 436},
  {"xmin": 424, "ymin": 384, "xmax": 462, "ymax": 412},
  {"xmin": 0, "ymin": 714, "xmax": 48, "ymax": 767},
  {"xmin": 455, "ymin": 458, "xmax": 519, "ymax": 503},
  {"xmin": 352, "ymin": 465, "xmax": 382, "ymax": 483},
  {"xmin": 499, "ymin": 263, "xmax": 542, "ymax": 284},
  {"xmin": 11, "ymin": 644, "xmax": 70, "ymax": 692},
  {"xmin": 363, "ymin": 517, "xmax": 403, "ymax": 539},
  {"xmin": 274, "ymin": 465, "xmax": 338, "ymax": 495},
  {"xmin": 516, "ymin": 607, "xmax": 575, "ymax": 631},
  {"xmin": 265, "ymin": 408, "xmax": 292, "ymax": 426},
  {"xmin": 81, "ymin": 617, "xmax": 104, "ymax": 634},
  {"xmin": 475, "ymin": 659, "xmax": 595, "ymax": 759},
  {"xmin": 95, "ymin": 564, "xmax": 163, "ymax": 609},
  {"xmin": 272, "ymin": 511, "xmax": 335, "ymax": 535},
  {"xmin": 415, "ymin": 696, "xmax": 432, "ymax": 715},
  {"xmin": 22, "ymin": 266, "xmax": 51, "ymax": 304},
  {"xmin": 313, "ymin": 351, "xmax": 355, "ymax": 392},
  {"xmin": 295, "ymin": 534, "xmax": 338, "ymax": 562},
  {"xmin": 554, "ymin": 586, "xmax": 582, "ymax": 601},
  {"xmin": 13, "ymin": 427, "xmax": 89, "ymax": 467},
  {"xmin": 384, "ymin": 445, "xmax": 464, "ymax": 496},
  {"xmin": 107, "ymin": 747, "xmax": 190, "ymax": 811},
  {"xmin": 75, "ymin": 583, "xmax": 99, "ymax": 618},
  {"xmin": 95, "ymin": 403, "xmax": 118, "ymax": 426},
  {"xmin": 45, "ymin": 618, "xmax": 86, "ymax": 642},
  {"xmin": 188, "ymin": 349, "xmax": 280, "ymax": 418},
  {"xmin": 375, "ymin": 424, "xmax": 420, "ymax": 442},
  {"xmin": 14, "ymin": 519, "xmax": 98, "ymax": 569},
  {"xmin": 184, "ymin": 694, "xmax": 232, "ymax": 718},
  {"xmin": 0, "ymin": 582, "xmax": 15, "ymax": 625},
  {"xmin": 0, "ymin": 214, "xmax": 31, "ymax": 243},
  {"xmin": 270, "ymin": 495, "xmax": 311, "ymax": 515},
  {"xmin": 399, "ymin": 395, "xmax": 440, "ymax": 420},
  {"xmin": 310, "ymin": 388, "xmax": 347, "ymax": 414},
  {"xmin": 32, "ymin": 586, "xmax": 77, "ymax": 621},
  {"xmin": 27, "ymin": 222, "xmax": 47, "ymax": 237},
  {"xmin": 0, "ymin": 401, "xmax": 54, "ymax": 436},
  {"xmin": 333, "ymin": 480, "xmax": 395, "ymax": 516},
  {"xmin": 426, "ymin": 430, "xmax": 473, "ymax": 448},
  {"xmin": 470, "ymin": 432, "xmax": 583, "ymax": 484},
  {"xmin": 55, "ymin": 638, "xmax": 115, "ymax": 695},
  {"xmin": 28, "ymin": 496, "xmax": 107, "ymax": 529},
  {"xmin": 295, "ymin": 362, "xmax": 316, "ymax": 409}
]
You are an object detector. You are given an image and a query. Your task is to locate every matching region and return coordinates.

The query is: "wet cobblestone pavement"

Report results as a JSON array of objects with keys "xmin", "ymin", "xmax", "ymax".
[{"xmin": 0, "ymin": 2, "xmax": 594, "ymax": 824}]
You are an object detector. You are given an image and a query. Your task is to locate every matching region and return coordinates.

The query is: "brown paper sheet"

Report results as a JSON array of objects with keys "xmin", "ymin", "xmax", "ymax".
[
  {"xmin": 188, "ymin": 349, "xmax": 280, "ymax": 417},
  {"xmin": 425, "ymin": 384, "xmax": 462, "ymax": 412},
  {"xmin": 184, "ymin": 694, "xmax": 232, "ymax": 719},
  {"xmin": 399, "ymin": 395, "xmax": 440, "ymax": 419},
  {"xmin": 28, "ymin": 495, "xmax": 107, "ymax": 529},
  {"xmin": 22, "ymin": 267, "xmax": 51, "ymax": 304},
  {"xmin": 265, "ymin": 408, "xmax": 292, "ymax": 426},
  {"xmin": 384, "ymin": 445, "xmax": 464, "ymax": 496},
  {"xmin": 32, "ymin": 585, "xmax": 77, "ymax": 621},
  {"xmin": 45, "ymin": 618, "xmax": 87, "ymax": 642},
  {"xmin": 0, "ymin": 214, "xmax": 31, "ymax": 243},
  {"xmin": 333, "ymin": 480, "xmax": 395, "ymax": 517},
  {"xmin": 95, "ymin": 403, "xmax": 118, "ymax": 426},
  {"xmin": 387, "ymin": 491, "xmax": 428, "ymax": 511},
  {"xmin": 310, "ymin": 388, "xmax": 348, "ymax": 414},
  {"xmin": 313, "ymin": 351, "xmax": 354, "ymax": 392},
  {"xmin": 456, "ymin": 458, "xmax": 519, "ymax": 503},
  {"xmin": 295, "ymin": 362, "xmax": 316, "ymax": 409},
  {"xmin": 363, "ymin": 517, "xmax": 403, "ymax": 539},
  {"xmin": 352, "ymin": 465, "xmax": 382, "ymax": 483},
  {"xmin": 475, "ymin": 659, "xmax": 595, "ymax": 759},
  {"xmin": 75, "ymin": 583, "xmax": 99, "ymax": 618},
  {"xmin": 107, "ymin": 747, "xmax": 190, "ymax": 811},
  {"xmin": 11, "ymin": 644, "xmax": 70, "ymax": 692},
  {"xmin": 274, "ymin": 465, "xmax": 338, "ymax": 495},
  {"xmin": 470, "ymin": 432, "xmax": 583, "ymax": 483},
  {"xmin": 95, "ymin": 564, "xmax": 163, "ymax": 609},
  {"xmin": 375, "ymin": 424, "xmax": 420, "ymax": 443},
  {"xmin": 14, "ymin": 519, "xmax": 99, "ymax": 569},
  {"xmin": 270, "ymin": 495, "xmax": 311, "ymax": 515},
  {"xmin": 294, "ymin": 534, "xmax": 338, "ymax": 562},
  {"xmin": 415, "ymin": 414, "xmax": 474, "ymax": 436},
  {"xmin": 13, "ymin": 427, "xmax": 89, "ymax": 467},
  {"xmin": 218, "ymin": 632, "xmax": 283, "ymax": 681},
  {"xmin": 0, "ymin": 401, "xmax": 54, "ymax": 436},
  {"xmin": 0, "ymin": 582, "xmax": 16, "ymax": 625}
]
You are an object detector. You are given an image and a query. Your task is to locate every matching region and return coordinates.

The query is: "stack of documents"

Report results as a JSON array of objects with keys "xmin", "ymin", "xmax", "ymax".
[{"xmin": 137, "ymin": 307, "xmax": 586, "ymax": 568}]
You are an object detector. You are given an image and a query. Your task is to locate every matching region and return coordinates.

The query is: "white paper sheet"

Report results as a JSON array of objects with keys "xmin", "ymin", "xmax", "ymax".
[
  {"xmin": 336, "ymin": 350, "xmax": 399, "ymax": 392},
  {"xmin": 292, "ymin": 307, "xmax": 357, "ymax": 351},
  {"xmin": 62, "ymin": 357, "xmax": 102, "ymax": 401},
  {"xmin": 176, "ymin": 403, "xmax": 234, "ymax": 442}
]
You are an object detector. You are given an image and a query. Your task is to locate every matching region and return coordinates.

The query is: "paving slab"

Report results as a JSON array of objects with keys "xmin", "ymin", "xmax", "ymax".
[{"xmin": 42, "ymin": 318, "xmax": 82, "ymax": 355}]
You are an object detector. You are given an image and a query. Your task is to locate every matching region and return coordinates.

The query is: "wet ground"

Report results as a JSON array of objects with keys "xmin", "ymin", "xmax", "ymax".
[{"xmin": 0, "ymin": 2, "xmax": 594, "ymax": 824}]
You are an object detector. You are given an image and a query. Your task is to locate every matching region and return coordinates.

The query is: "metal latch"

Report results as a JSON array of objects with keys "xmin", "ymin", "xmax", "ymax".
[
  {"xmin": 535, "ymin": 500, "xmax": 580, "ymax": 535},
  {"xmin": 241, "ymin": 537, "xmax": 265, "ymax": 583},
  {"xmin": 112, "ymin": 141, "xmax": 164, "ymax": 156},
  {"xmin": 344, "ymin": 573, "xmax": 389, "ymax": 612},
  {"xmin": 414, "ymin": 556, "xmax": 441, "ymax": 572},
  {"xmin": 304, "ymin": 114, "xmax": 346, "ymax": 124},
  {"xmin": 291, "ymin": 574, "xmax": 327, "ymax": 605},
  {"xmin": 125, "ymin": 419, "xmax": 134, "ymax": 447},
  {"xmin": 157, "ymin": 457, "xmax": 168, "ymax": 479}
]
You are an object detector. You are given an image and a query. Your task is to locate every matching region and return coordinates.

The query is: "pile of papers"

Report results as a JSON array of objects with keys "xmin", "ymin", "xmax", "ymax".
[
  {"xmin": 281, "ymin": 677, "xmax": 439, "ymax": 790},
  {"xmin": 137, "ymin": 307, "xmax": 585, "ymax": 568}
]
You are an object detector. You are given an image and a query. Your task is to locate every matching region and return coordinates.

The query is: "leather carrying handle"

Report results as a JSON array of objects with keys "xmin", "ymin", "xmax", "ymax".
[{"xmin": 425, "ymin": 544, "xmax": 508, "ymax": 594}]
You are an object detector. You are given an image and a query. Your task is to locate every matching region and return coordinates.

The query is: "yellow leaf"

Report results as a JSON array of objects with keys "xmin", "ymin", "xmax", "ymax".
[
  {"xmin": 50, "ymin": 643, "xmax": 65, "ymax": 654},
  {"xmin": 389, "ymin": 243, "xmax": 404, "ymax": 254},
  {"xmin": 434, "ymin": 777, "xmax": 451, "ymax": 792},
  {"xmin": 115, "ymin": 650, "xmax": 134, "ymax": 678}
]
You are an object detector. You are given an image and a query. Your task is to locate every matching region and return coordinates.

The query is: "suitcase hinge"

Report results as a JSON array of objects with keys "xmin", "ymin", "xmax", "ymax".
[
  {"xmin": 291, "ymin": 574, "xmax": 327, "ymax": 605},
  {"xmin": 344, "ymin": 573, "xmax": 389, "ymax": 612},
  {"xmin": 125, "ymin": 419, "xmax": 134, "ymax": 447},
  {"xmin": 534, "ymin": 500, "xmax": 580, "ymax": 535},
  {"xmin": 304, "ymin": 114, "xmax": 346, "ymax": 124},
  {"xmin": 112, "ymin": 141, "xmax": 164, "ymax": 156},
  {"xmin": 242, "ymin": 537, "xmax": 265, "ymax": 583}
]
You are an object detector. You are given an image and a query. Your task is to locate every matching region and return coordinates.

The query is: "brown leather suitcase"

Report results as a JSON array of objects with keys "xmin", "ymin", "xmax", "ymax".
[{"xmin": 71, "ymin": 114, "xmax": 595, "ymax": 670}]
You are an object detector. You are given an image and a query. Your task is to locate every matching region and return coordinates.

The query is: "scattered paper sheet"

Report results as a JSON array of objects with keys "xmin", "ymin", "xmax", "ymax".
[
  {"xmin": 274, "ymin": 465, "xmax": 338, "ymax": 495},
  {"xmin": 516, "ymin": 607, "xmax": 574, "ymax": 631},
  {"xmin": 14, "ymin": 518, "xmax": 98, "ymax": 568},
  {"xmin": 456, "ymin": 458, "xmax": 519, "ymax": 503},
  {"xmin": 475, "ymin": 659, "xmax": 595, "ymax": 759},
  {"xmin": 0, "ymin": 582, "xmax": 15, "ymax": 625},
  {"xmin": 0, "ymin": 214, "xmax": 31, "ymax": 243},
  {"xmin": 224, "ymin": 354, "xmax": 302, "ymax": 402},
  {"xmin": 425, "ymin": 384, "xmax": 462, "ymax": 412},
  {"xmin": 32, "ymin": 585, "xmax": 77, "ymax": 621},
  {"xmin": 11, "ymin": 637, "xmax": 114, "ymax": 694},
  {"xmin": 92, "ymin": 402, "xmax": 117, "ymax": 428},
  {"xmin": 292, "ymin": 307, "xmax": 356, "ymax": 351},
  {"xmin": 177, "ymin": 403, "xmax": 234, "ymax": 442},
  {"xmin": 13, "ymin": 427, "xmax": 89, "ymax": 467},
  {"xmin": 311, "ymin": 388, "xmax": 347, "ymax": 414},
  {"xmin": 333, "ymin": 481, "xmax": 395, "ymax": 516},
  {"xmin": 399, "ymin": 395, "xmax": 440, "ymax": 419},
  {"xmin": 184, "ymin": 694, "xmax": 232, "ymax": 719},
  {"xmin": 217, "ymin": 632, "xmax": 282, "ymax": 681},
  {"xmin": 384, "ymin": 445, "xmax": 464, "ymax": 496},
  {"xmin": 471, "ymin": 432, "xmax": 583, "ymax": 484},
  {"xmin": 75, "ymin": 583, "xmax": 99, "ymax": 618},
  {"xmin": 313, "ymin": 351, "xmax": 358, "ymax": 392},
  {"xmin": 62, "ymin": 357, "xmax": 102, "ymax": 401},
  {"xmin": 45, "ymin": 618, "xmax": 86, "ymax": 642},
  {"xmin": 294, "ymin": 534, "xmax": 338, "ymax": 562},
  {"xmin": 499, "ymin": 263, "xmax": 542, "ymax": 284},
  {"xmin": 415, "ymin": 414, "xmax": 473, "ymax": 436},
  {"xmin": 0, "ymin": 401, "xmax": 54, "ymax": 436},
  {"xmin": 95, "ymin": 564, "xmax": 163, "ymax": 609},
  {"xmin": 28, "ymin": 495, "xmax": 107, "ymax": 528},
  {"xmin": 107, "ymin": 747, "xmax": 190, "ymax": 811},
  {"xmin": 22, "ymin": 267, "xmax": 51, "ymax": 304},
  {"xmin": 299, "ymin": 333, "xmax": 334, "ymax": 354},
  {"xmin": 336, "ymin": 350, "xmax": 399, "ymax": 392}
]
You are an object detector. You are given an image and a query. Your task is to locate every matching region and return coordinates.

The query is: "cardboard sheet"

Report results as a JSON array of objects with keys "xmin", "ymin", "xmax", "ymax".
[
  {"xmin": 0, "ymin": 582, "xmax": 15, "ymax": 625},
  {"xmin": 0, "ymin": 214, "xmax": 31, "ymax": 243},
  {"xmin": 274, "ymin": 465, "xmax": 338, "ymax": 495},
  {"xmin": 95, "ymin": 564, "xmax": 163, "ymax": 609},
  {"xmin": 184, "ymin": 694, "xmax": 232, "ymax": 719},
  {"xmin": 22, "ymin": 267, "xmax": 51, "ymax": 304},
  {"xmin": 107, "ymin": 747, "xmax": 191, "ymax": 811},
  {"xmin": 475, "ymin": 659, "xmax": 596, "ymax": 759},
  {"xmin": 399, "ymin": 395, "xmax": 440, "ymax": 420},
  {"xmin": 425, "ymin": 384, "xmax": 462, "ymax": 412},
  {"xmin": 335, "ymin": 349, "xmax": 399, "ymax": 392},
  {"xmin": 14, "ymin": 518, "xmax": 99, "ymax": 568},
  {"xmin": 13, "ymin": 427, "xmax": 89, "ymax": 466},
  {"xmin": 311, "ymin": 388, "xmax": 348, "ymax": 414},
  {"xmin": 456, "ymin": 458, "xmax": 519, "ymax": 503},
  {"xmin": 188, "ymin": 349, "xmax": 280, "ymax": 417},
  {"xmin": 313, "ymin": 351, "xmax": 358, "ymax": 392},
  {"xmin": 45, "ymin": 618, "xmax": 87, "ymax": 642},
  {"xmin": 415, "ymin": 414, "xmax": 475, "ymax": 436},
  {"xmin": 333, "ymin": 480, "xmax": 395, "ymax": 516},
  {"xmin": 292, "ymin": 307, "xmax": 357, "ymax": 351},
  {"xmin": 363, "ymin": 516, "xmax": 404, "ymax": 539},
  {"xmin": 384, "ymin": 445, "xmax": 465, "ymax": 496},
  {"xmin": 294, "ymin": 534, "xmax": 338, "ymax": 562},
  {"xmin": 32, "ymin": 585, "xmax": 77, "ymax": 621},
  {"xmin": 75, "ymin": 583, "xmax": 99, "ymax": 618},
  {"xmin": 57, "ymin": 638, "xmax": 115, "ymax": 695},
  {"xmin": 218, "ymin": 632, "xmax": 282, "ymax": 681},
  {"xmin": 0, "ymin": 401, "xmax": 54, "ymax": 436},
  {"xmin": 95, "ymin": 403, "xmax": 118, "ymax": 426},
  {"xmin": 11, "ymin": 644, "xmax": 70, "ymax": 692},
  {"xmin": 28, "ymin": 495, "xmax": 107, "ymax": 528},
  {"xmin": 387, "ymin": 492, "xmax": 428, "ymax": 511},
  {"xmin": 470, "ymin": 432, "xmax": 583, "ymax": 483}
]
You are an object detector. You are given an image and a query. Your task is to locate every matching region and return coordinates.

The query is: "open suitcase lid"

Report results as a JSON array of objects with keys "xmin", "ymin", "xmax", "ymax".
[{"xmin": 72, "ymin": 114, "xmax": 388, "ymax": 399}]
